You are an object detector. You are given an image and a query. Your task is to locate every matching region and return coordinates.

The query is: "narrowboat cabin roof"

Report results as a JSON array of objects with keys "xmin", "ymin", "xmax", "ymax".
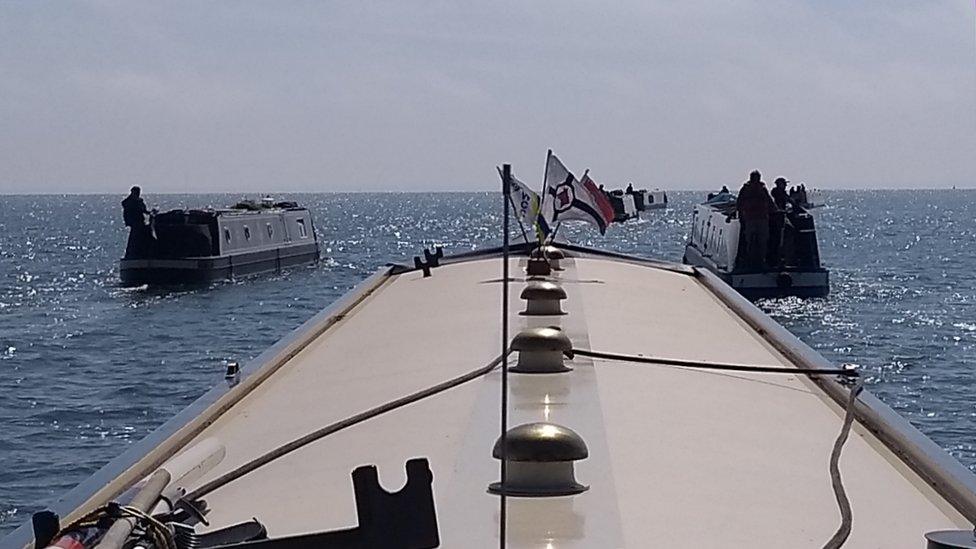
[{"xmin": 10, "ymin": 245, "xmax": 976, "ymax": 548}]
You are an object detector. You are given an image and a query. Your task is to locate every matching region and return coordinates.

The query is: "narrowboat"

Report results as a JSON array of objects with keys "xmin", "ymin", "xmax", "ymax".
[
  {"xmin": 119, "ymin": 201, "xmax": 319, "ymax": 286},
  {"xmin": 632, "ymin": 188, "xmax": 667, "ymax": 211},
  {"xmin": 605, "ymin": 187, "xmax": 668, "ymax": 222},
  {"xmin": 682, "ymin": 194, "xmax": 829, "ymax": 298},
  {"xmin": 606, "ymin": 190, "xmax": 639, "ymax": 222}
]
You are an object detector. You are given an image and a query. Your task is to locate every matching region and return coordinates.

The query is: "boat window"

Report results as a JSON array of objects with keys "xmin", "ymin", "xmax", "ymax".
[
  {"xmin": 224, "ymin": 228, "xmax": 232, "ymax": 244},
  {"xmin": 296, "ymin": 218, "xmax": 307, "ymax": 238},
  {"xmin": 266, "ymin": 223, "xmax": 274, "ymax": 238},
  {"xmin": 243, "ymin": 226, "xmax": 251, "ymax": 241}
]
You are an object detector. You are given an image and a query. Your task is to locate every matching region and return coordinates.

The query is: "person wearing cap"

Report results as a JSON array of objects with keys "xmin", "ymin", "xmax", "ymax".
[
  {"xmin": 771, "ymin": 178, "xmax": 793, "ymax": 210},
  {"xmin": 736, "ymin": 170, "xmax": 775, "ymax": 270},
  {"xmin": 768, "ymin": 177, "xmax": 793, "ymax": 266}
]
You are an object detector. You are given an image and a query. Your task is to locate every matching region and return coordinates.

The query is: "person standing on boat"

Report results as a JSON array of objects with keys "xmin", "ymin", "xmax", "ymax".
[
  {"xmin": 798, "ymin": 183, "xmax": 809, "ymax": 206},
  {"xmin": 122, "ymin": 186, "xmax": 153, "ymax": 258},
  {"xmin": 768, "ymin": 177, "xmax": 794, "ymax": 267},
  {"xmin": 736, "ymin": 171, "xmax": 775, "ymax": 270}
]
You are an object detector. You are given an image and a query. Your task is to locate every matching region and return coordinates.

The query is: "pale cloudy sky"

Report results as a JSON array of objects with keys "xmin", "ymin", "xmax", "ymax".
[{"xmin": 1, "ymin": 1, "xmax": 973, "ymax": 193}]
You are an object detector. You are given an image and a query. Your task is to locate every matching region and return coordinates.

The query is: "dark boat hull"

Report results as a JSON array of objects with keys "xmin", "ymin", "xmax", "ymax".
[
  {"xmin": 120, "ymin": 242, "xmax": 319, "ymax": 286},
  {"xmin": 683, "ymin": 244, "xmax": 828, "ymax": 299}
]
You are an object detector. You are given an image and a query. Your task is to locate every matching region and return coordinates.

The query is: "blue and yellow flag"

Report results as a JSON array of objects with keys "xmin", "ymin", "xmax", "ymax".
[{"xmin": 498, "ymin": 167, "xmax": 550, "ymax": 241}]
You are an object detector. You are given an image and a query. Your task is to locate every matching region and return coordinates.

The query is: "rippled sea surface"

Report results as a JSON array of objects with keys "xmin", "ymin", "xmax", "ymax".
[{"xmin": 2, "ymin": 190, "xmax": 976, "ymax": 534}]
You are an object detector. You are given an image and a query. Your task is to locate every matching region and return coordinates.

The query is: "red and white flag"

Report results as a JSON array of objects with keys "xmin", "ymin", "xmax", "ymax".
[{"xmin": 540, "ymin": 151, "xmax": 615, "ymax": 235}]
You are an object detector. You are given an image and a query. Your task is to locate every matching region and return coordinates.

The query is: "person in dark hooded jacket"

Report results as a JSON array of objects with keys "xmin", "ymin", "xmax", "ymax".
[
  {"xmin": 122, "ymin": 186, "xmax": 153, "ymax": 258},
  {"xmin": 736, "ymin": 171, "xmax": 775, "ymax": 270}
]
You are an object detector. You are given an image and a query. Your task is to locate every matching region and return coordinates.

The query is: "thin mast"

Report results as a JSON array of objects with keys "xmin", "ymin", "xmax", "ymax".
[
  {"xmin": 499, "ymin": 163, "xmax": 512, "ymax": 549},
  {"xmin": 538, "ymin": 149, "xmax": 553, "ymax": 245}
]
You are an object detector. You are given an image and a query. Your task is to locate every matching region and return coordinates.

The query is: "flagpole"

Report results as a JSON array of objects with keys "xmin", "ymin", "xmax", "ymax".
[
  {"xmin": 538, "ymin": 149, "xmax": 553, "ymax": 246},
  {"xmin": 549, "ymin": 221, "xmax": 562, "ymax": 243},
  {"xmin": 540, "ymin": 149, "xmax": 552, "ymax": 199},
  {"xmin": 499, "ymin": 163, "xmax": 511, "ymax": 549},
  {"xmin": 497, "ymin": 167, "xmax": 530, "ymax": 245}
]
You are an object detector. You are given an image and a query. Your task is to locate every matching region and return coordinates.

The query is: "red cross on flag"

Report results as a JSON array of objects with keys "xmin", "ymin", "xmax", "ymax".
[{"xmin": 540, "ymin": 150, "xmax": 615, "ymax": 235}]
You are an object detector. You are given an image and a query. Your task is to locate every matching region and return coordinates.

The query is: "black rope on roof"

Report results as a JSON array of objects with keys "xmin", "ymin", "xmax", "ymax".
[
  {"xmin": 571, "ymin": 348, "xmax": 858, "ymax": 377},
  {"xmin": 183, "ymin": 352, "xmax": 507, "ymax": 503}
]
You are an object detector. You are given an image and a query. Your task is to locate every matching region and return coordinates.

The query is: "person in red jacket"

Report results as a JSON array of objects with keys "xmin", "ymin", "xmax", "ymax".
[{"xmin": 736, "ymin": 171, "xmax": 775, "ymax": 271}]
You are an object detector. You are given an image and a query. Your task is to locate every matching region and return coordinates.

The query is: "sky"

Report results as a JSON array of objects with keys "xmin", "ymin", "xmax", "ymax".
[{"xmin": 0, "ymin": 1, "xmax": 973, "ymax": 193}]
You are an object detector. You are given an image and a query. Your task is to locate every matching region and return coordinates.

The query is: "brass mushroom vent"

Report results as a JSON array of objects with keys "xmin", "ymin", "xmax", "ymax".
[
  {"xmin": 520, "ymin": 281, "xmax": 567, "ymax": 316},
  {"xmin": 525, "ymin": 257, "xmax": 552, "ymax": 277},
  {"xmin": 529, "ymin": 246, "xmax": 567, "ymax": 271},
  {"xmin": 510, "ymin": 327, "xmax": 572, "ymax": 373},
  {"xmin": 489, "ymin": 422, "xmax": 589, "ymax": 497}
]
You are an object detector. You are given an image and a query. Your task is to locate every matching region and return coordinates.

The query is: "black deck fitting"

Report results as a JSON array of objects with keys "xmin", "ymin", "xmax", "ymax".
[
  {"xmin": 413, "ymin": 247, "xmax": 443, "ymax": 278},
  {"xmin": 31, "ymin": 510, "xmax": 59, "ymax": 549},
  {"xmin": 218, "ymin": 457, "xmax": 440, "ymax": 548},
  {"xmin": 413, "ymin": 256, "xmax": 432, "ymax": 277},
  {"xmin": 423, "ymin": 247, "xmax": 443, "ymax": 268}
]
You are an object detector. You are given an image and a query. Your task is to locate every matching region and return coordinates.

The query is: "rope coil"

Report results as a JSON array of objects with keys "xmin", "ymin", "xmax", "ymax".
[{"xmin": 51, "ymin": 504, "xmax": 176, "ymax": 549}]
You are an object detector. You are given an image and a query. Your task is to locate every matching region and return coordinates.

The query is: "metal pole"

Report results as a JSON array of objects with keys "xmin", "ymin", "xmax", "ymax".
[
  {"xmin": 538, "ymin": 149, "xmax": 552, "ymax": 245},
  {"xmin": 540, "ymin": 149, "xmax": 552, "ymax": 198},
  {"xmin": 497, "ymin": 166, "xmax": 530, "ymax": 244},
  {"xmin": 499, "ymin": 164, "xmax": 511, "ymax": 549},
  {"xmin": 95, "ymin": 469, "xmax": 170, "ymax": 549},
  {"xmin": 549, "ymin": 221, "xmax": 562, "ymax": 244}
]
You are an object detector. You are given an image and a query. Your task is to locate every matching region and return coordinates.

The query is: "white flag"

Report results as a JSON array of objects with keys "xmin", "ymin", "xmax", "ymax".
[
  {"xmin": 540, "ymin": 151, "xmax": 614, "ymax": 234},
  {"xmin": 498, "ymin": 168, "xmax": 541, "ymax": 228},
  {"xmin": 498, "ymin": 167, "xmax": 548, "ymax": 240}
]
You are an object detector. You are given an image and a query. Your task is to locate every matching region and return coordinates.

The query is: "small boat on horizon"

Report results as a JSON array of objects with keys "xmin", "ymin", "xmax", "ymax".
[{"xmin": 604, "ymin": 186, "xmax": 668, "ymax": 222}]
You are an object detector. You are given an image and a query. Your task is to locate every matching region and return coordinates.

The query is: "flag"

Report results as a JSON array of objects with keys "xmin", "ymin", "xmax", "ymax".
[
  {"xmin": 498, "ymin": 167, "xmax": 540, "ymax": 229},
  {"xmin": 498, "ymin": 167, "xmax": 550, "ymax": 241},
  {"xmin": 540, "ymin": 152, "xmax": 615, "ymax": 235}
]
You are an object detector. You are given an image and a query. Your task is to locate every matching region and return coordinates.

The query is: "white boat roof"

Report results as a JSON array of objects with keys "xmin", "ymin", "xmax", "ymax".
[{"xmin": 6, "ymin": 246, "xmax": 976, "ymax": 548}]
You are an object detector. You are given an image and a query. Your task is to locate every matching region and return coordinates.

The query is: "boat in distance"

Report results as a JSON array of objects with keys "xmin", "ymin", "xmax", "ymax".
[
  {"xmin": 683, "ymin": 193, "xmax": 829, "ymax": 298},
  {"xmin": 604, "ymin": 187, "xmax": 668, "ymax": 223},
  {"xmin": 7, "ymin": 243, "xmax": 976, "ymax": 548},
  {"xmin": 631, "ymin": 188, "xmax": 667, "ymax": 211},
  {"xmin": 119, "ymin": 200, "xmax": 319, "ymax": 286}
]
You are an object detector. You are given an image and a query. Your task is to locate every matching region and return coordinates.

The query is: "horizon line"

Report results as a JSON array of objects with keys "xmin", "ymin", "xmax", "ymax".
[{"xmin": 1, "ymin": 186, "xmax": 974, "ymax": 196}]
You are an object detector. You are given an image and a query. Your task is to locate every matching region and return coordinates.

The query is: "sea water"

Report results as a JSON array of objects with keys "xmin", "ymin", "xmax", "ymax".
[{"xmin": 2, "ymin": 190, "xmax": 975, "ymax": 534}]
